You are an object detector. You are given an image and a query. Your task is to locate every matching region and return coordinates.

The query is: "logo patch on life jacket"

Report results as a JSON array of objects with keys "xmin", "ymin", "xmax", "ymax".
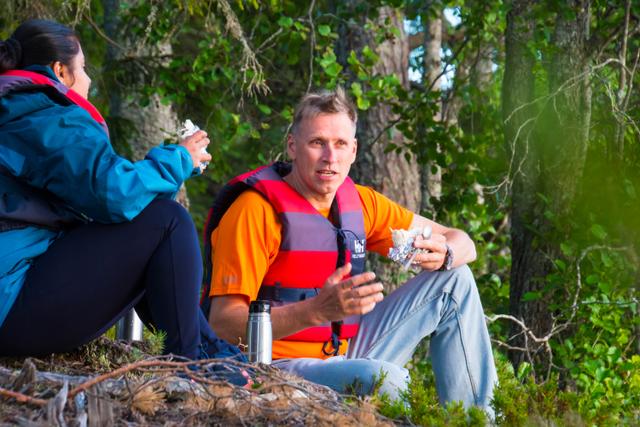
[{"xmin": 352, "ymin": 239, "xmax": 366, "ymax": 258}]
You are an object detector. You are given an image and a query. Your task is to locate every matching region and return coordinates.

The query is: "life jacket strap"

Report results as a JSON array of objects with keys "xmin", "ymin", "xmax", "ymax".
[
  {"xmin": 322, "ymin": 321, "xmax": 343, "ymax": 356},
  {"xmin": 257, "ymin": 285, "xmax": 321, "ymax": 302}
]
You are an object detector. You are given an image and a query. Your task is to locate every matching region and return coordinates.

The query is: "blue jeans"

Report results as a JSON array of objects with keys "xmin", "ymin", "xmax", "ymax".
[{"xmin": 272, "ymin": 265, "xmax": 497, "ymax": 416}]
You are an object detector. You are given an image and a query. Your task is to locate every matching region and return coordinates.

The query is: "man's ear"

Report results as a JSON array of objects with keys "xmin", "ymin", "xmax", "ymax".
[
  {"xmin": 350, "ymin": 138, "xmax": 358, "ymax": 163},
  {"xmin": 286, "ymin": 133, "xmax": 296, "ymax": 160}
]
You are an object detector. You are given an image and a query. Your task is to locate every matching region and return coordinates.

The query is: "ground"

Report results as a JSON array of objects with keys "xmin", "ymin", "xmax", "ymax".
[{"xmin": 0, "ymin": 338, "xmax": 394, "ymax": 426}]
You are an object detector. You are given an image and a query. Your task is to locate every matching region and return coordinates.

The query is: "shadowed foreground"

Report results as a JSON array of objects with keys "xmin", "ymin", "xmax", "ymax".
[{"xmin": 0, "ymin": 338, "xmax": 393, "ymax": 426}]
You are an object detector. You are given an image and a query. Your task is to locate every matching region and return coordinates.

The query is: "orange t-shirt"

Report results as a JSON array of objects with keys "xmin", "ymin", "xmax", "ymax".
[{"xmin": 209, "ymin": 184, "xmax": 414, "ymax": 359}]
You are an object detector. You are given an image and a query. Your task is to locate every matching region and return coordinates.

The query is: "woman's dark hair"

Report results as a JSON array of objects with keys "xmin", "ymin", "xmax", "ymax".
[{"xmin": 0, "ymin": 19, "xmax": 79, "ymax": 74}]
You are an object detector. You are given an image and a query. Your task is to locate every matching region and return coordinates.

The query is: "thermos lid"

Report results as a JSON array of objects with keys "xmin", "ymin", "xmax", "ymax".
[{"xmin": 249, "ymin": 300, "xmax": 271, "ymax": 314}]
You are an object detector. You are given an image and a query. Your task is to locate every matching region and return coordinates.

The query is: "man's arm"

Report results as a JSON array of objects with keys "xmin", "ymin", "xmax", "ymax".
[
  {"xmin": 209, "ymin": 294, "xmax": 318, "ymax": 344},
  {"xmin": 410, "ymin": 214, "xmax": 477, "ymax": 271},
  {"xmin": 210, "ymin": 264, "xmax": 383, "ymax": 345}
]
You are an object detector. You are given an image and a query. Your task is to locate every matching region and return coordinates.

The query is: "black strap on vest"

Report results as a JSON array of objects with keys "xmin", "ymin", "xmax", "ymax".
[
  {"xmin": 322, "ymin": 322, "xmax": 343, "ymax": 356},
  {"xmin": 257, "ymin": 285, "xmax": 320, "ymax": 302},
  {"xmin": 322, "ymin": 228, "xmax": 349, "ymax": 356}
]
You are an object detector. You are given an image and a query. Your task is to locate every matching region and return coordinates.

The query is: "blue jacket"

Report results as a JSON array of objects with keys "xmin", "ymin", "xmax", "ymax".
[{"xmin": 0, "ymin": 66, "xmax": 194, "ymax": 326}]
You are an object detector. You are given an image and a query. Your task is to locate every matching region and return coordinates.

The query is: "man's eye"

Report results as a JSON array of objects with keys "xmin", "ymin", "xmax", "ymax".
[{"xmin": 311, "ymin": 139, "xmax": 324, "ymax": 145}]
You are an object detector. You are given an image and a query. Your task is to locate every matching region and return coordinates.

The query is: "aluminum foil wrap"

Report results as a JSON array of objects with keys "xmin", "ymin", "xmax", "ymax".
[
  {"xmin": 388, "ymin": 225, "xmax": 432, "ymax": 270},
  {"xmin": 178, "ymin": 119, "xmax": 209, "ymax": 172}
]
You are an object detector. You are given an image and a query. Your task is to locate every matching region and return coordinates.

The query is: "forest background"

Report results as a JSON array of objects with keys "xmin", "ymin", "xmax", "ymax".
[{"xmin": 1, "ymin": 0, "xmax": 639, "ymax": 425}]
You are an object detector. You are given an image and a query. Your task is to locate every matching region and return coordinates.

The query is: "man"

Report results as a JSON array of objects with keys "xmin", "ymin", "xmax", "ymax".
[{"xmin": 204, "ymin": 88, "xmax": 497, "ymax": 415}]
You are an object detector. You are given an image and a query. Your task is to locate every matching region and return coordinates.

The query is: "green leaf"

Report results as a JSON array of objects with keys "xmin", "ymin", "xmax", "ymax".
[
  {"xmin": 362, "ymin": 46, "xmax": 379, "ymax": 65},
  {"xmin": 280, "ymin": 107, "xmax": 293, "ymax": 121},
  {"xmin": 623, "ymin": 179, "xmax": 637, "ymax": 200},
  {"xmin": 319, "ymin": 50, "xmax": 337, "ymax": 68},
  {"xmin": 356, "ymin": 96, "xmax": 370, "ymax": 110},
  {"xmin": 554, "ymin": 259, "xmax": 567, "ymax": 271},
  {"xmin": 516, "ymin": 362, "xmax": 532, "ymax": 380},
  {"xmin": 347, "ymin": 50, "xmax": 360, "ymax": 66},
  {"xmin": 560, "ymin": 243, "xmax": 573, "ymax": 257},
  {"xmin": 600, "ymin": 252, "xmax": 613, "ymax": 267},
  {"xmin": 597, "ymin": 281, "xmax": 612, "ymax": 294},
  {"xmin": 324, "ymin": 62, "xmax": 342, "ymax": 77},
  {"xmin": 257, "ymin": 104, "xmax": 272, "ymax": 115},
  {"xmin": 351, "ymin": 82, "xmax": 363, "ymax": 97},
  {"xmin": 277, "ymin": 16, "xmax": 293, "ymax": 28},
  {"xmin": 318, "ymin": 25, "xmax": 331, "ymax": 36},
  {"xmin": 522, "ymin": 291, "xmax": 541, "ymax": 302},
  {"xmin": 590, "ymin": 224, "xmax": 607, "ymax": 240}
]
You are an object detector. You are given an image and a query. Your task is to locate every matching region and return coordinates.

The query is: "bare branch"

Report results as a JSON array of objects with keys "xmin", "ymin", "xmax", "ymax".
[
  {"xmin": 306, "ymin": 0, "xmax": 317, "ymax": 94},
  {"xmin": 216, "ymin": 0, "xmax": 270, "ymax": 98},
  {"xmin": 486, "ymin": 244, "xmax": 635, "ymax": 380},
  {"xmin": 0, "ymin": 386, "xmax": 47, "ymax": 406},
  {"xmin": 368, "ymin": 36, "xmax": 471, "ymax": 147}
]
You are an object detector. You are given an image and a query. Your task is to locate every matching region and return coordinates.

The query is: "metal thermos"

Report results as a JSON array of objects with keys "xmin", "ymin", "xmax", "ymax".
[
  {"xmin": 247, "ymin": 300, "xmax": 272, "ymax": 364},
  {"xmin": 115, "ymin": 309, "xmax": 144, "ymax": 341}
]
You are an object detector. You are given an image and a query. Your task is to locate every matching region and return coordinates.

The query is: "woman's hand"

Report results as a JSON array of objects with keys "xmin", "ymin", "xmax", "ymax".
[{"xmin": 179, "ymin": 130, "xmax": 212, "ymax": 170}]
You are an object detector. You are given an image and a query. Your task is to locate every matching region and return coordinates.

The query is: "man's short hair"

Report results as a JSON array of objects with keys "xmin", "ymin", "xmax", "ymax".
[{"xmin": 290, "ymin": 87, "xmax": 357, "ymax": 135}]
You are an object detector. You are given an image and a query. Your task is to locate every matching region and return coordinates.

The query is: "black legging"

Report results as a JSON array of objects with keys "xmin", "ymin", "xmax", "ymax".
[{"xmin": 0, "ymin": 199, "xmax": 236, "ymax": 359}]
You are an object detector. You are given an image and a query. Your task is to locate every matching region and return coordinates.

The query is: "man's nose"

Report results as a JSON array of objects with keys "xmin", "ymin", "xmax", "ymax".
[{"xmin": 322, "ymin": 144, "xmax": 337, "ymax": 162}]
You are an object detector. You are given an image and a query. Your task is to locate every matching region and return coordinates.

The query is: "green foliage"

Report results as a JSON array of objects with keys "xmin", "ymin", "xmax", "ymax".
[
  {"xmin": 375, "ymin": 351, "xmax": 640, "ymax": 426},
  {"xmin": 3, "ymin": 0, "xmax": 638, "ymax": 423},
  {"xmin": 374, "ymin": 358, "xmax": 489, "ymax": 426}
]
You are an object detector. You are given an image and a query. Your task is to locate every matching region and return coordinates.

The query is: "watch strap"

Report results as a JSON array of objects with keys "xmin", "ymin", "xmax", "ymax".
[{"xmin": 438, "ymin": 244, "xmax": 454, "ymax": 271}]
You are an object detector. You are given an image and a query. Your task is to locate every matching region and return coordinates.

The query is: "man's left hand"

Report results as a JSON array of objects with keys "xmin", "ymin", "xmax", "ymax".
[{"xmin": 412, "ymin": 233, "xmax": 447, "ymax": 271}]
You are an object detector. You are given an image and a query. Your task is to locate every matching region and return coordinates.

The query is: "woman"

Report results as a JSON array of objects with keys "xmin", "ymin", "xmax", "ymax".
[{"xmin": 0, "ymin": 19, "xmax": 241, "ymax": 366}]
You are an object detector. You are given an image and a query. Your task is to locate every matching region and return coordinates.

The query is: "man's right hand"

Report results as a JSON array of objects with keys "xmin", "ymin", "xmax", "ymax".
[{"xmin": 310, "ymin": 263, "xmax": 384, "ymax": 324}]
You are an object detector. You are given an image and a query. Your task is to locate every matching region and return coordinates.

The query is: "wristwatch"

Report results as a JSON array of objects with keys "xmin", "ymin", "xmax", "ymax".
[{"xmin": 438, "ymin": 244, "xmax": 454, "ymax": 271}]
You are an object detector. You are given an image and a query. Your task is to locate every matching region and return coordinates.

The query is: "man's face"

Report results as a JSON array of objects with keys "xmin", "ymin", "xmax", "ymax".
[{"xmin": 287, "ymin": 112, "xmax": 357, "ymax": 207}]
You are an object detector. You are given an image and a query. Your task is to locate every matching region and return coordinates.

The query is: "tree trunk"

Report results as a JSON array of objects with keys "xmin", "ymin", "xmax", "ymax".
[
  {"xmin": 336, "ymin": 4, "xmax": 421, "ymax": 213},
  {"xmin": 420, "ymin": 12, "xmax": 442, "ymax": 214},
  {"xmin": 504, "ymin": 0, "xmax": 592, "ymax": 370},
  {"xmin": 102, "ymin": 0, "xmax": 189, "ymax": 208},
  {"xmin": 335, "ymin": 4, "xmax": 421, "ymax": 286},
  {"xmin": 334, "ymin": 4, "xmax": 421, "ymax": 284},
  {"xmin": 503, "ymin": 0, "xmax": 541, "ymax": 368}
]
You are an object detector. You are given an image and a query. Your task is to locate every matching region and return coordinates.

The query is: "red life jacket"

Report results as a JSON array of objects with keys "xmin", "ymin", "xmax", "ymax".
[
  {"xmin": 201, "ymin": 162, "xmax": 367, "ymax": 352},
  {"xmin": 0, "ymin": 70, "xmax": 108, "ymax": 135}
]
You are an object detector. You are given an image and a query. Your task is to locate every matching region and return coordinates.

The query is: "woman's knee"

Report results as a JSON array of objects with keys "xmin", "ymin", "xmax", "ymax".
[
  {"xmin": 143, "ymin": 198, "xmax": 191, "ymax": 222},
  {"xmin": 136, "ymin": 199, "xmax": 195, "ymax": 233}
]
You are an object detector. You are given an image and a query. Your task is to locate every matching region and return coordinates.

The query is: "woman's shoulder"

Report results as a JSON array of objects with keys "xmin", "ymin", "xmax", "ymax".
[
  {"xmin": 1, "ymin": 90, "xmax": 56, "ymax": 122},
  {"xmin": 1, "ymin": 90, "xmax": 104, "ymax": 142},
  {"xmin": 1, "ymin": 89, "xmax": 90, "ymax": 127}
]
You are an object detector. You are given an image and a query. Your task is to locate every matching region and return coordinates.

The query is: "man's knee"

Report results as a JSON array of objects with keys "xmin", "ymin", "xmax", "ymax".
[
  {"xmin": 447, "ymin": 264, "xmax": 478, "ymax": 299},
  {"xmin": 349, "ymin": 360, "xmax": 409, "ymax": 399}
]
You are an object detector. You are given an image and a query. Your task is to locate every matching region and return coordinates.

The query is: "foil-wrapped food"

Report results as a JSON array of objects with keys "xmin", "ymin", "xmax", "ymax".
[
  {"xmin": 388, "ymin": 225, "xmax": 432, "ymax": 270},
  {"xmin": 178, "ymin": 119, "xmax": 209, "ymax": 172}
]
